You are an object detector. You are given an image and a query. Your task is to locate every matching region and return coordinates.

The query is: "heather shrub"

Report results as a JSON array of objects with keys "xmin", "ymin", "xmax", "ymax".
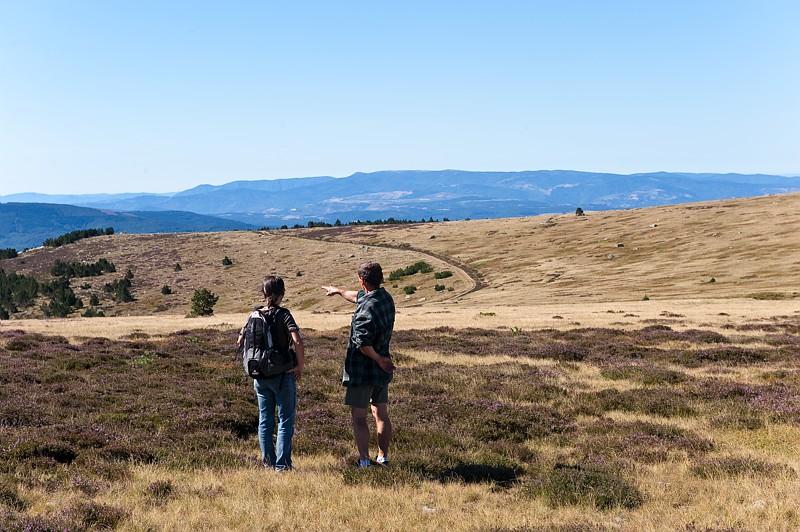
[
  {"xmin": 599, "ymin": 364, "xmax": 688, "ymax": 385},
  {"xmin": 62, "ymin": 501, "xmax": 127, "ymax": 529},
  {"xmin": 574, "ymin": 419, "xmax": 713, "ymax": 465},
  {"xmin": 0, "ymin": 477, "xmax": 27, "ymax": 511},
  {"xmin": 526, "ymin": 463, "xmax": 643, "ymax": 510},
  {"xmin": 692, "ymin": 456, "xmax": 795, "ymax": 478},
  {"xmin": 145, "ymin": 480, "xmax": 175, "ymax": 503}
]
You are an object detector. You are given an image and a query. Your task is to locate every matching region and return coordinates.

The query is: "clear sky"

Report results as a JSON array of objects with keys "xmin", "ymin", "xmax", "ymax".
[{"xmin": 1, "ymin": 1, "xmax": 798, "ymax": 195}]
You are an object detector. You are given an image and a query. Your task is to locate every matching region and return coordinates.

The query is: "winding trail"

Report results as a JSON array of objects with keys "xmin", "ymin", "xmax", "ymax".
[{"xmin": 286, "ymin": 227, "xmax": 485, "ymax": 303}]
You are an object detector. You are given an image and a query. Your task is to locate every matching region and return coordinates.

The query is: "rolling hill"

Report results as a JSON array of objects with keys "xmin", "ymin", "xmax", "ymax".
[
  {"xmin": 1, "ymin": 193, "xmax": 798, "ymax": 320},
  {"xmin": 0, "ymin": 202, "xmax": 255, "ymax": 250}
]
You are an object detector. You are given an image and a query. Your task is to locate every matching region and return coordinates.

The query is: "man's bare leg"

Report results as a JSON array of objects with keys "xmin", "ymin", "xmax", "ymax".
[
  {"xmin": 351, "ymin": 407, "xmax": 370, "ymax": 461},
  {"xmin": 371, "ymin": 403, "xmax": 392, "ymax": 460}
]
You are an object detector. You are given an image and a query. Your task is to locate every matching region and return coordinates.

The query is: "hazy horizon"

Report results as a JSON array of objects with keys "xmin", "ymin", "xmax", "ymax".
[{"xmin": 3, "ymin": 167, "xmax": 800, "ymax": 198}]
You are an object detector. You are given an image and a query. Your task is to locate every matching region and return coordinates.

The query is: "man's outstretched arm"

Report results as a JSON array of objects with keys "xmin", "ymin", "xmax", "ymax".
[{"xmin": 322, "ymin": 285, "xmax": 359, "ymax": 303}]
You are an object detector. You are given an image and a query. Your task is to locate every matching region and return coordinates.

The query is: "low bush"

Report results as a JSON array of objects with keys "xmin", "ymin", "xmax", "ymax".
[
  {"xmin": 526, "ymin": 463, "xmax": 643, "ymax": 510},
  {"xmin": 161, "ymin": 285, "xmax": 172, "ymax": 295},
  {"xmin": 389, "ymin": 261, "xmax": 434, "ymax": 281},
  {"xmin": 434, "ymin": 284, "xmax": 446, "ymax": 292},
  {"xmin": 692, "ymin": 456, "xmax": 795, "ymax": 478},
  {"xmin": 434, "ymin": 270, "xmax": 453, "ymax": 279},
  {"xmin": 222, "ymin": 256, "xmax": 233, "ymax": 266},
  {"xmin": 403, "ymin": 286, "xmax": 417, "ymax": 295}
]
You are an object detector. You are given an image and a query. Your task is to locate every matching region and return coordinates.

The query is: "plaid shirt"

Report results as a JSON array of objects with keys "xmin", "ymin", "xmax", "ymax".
[{"xmin": 343, "ymin": 287, "xmax": 395, "ymax": 387}]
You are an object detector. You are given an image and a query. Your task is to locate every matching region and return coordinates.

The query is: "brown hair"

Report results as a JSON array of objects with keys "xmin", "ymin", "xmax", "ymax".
[
  {"xmin": 261, "ymin": 276, "xmax": 285, "ymax": 307},
  {"xmin": 357, "ymin": 262, "xmax": 383, "ymax": 288}
]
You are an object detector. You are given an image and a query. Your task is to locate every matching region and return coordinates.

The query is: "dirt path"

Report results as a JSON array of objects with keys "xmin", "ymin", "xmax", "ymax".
[{"xmin": 286, "ymin": 228, "xmax": 485, "ymax": 302}]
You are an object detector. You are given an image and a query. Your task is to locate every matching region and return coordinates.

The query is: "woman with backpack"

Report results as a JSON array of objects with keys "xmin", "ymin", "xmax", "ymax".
[{"xmin": 237, "ymin": 276, "xmax": 305, "ymax": 471}]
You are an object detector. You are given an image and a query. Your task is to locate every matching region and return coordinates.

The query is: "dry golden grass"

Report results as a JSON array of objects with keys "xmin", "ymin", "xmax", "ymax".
[
  {"xmin": 2, "ymin": 231, "xmax": 470, "ymax": 318},
  {"xmin": 303, "ymin": 192, "xmax": 800, "ymax": 305},
  {"xmin": 6, "ymin": 297, "xmax": 798, "ymax": 340}
]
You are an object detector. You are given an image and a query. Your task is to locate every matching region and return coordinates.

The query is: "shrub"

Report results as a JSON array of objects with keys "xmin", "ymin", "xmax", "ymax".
[
  {"xmin": 161, "ymin": 285, "xmax": 172, "ymax": 295},
  {"xmin": 575, "ymin": 207, "xmax": 585, "ymax": 216},
  {"xmin": 145, "ymin": 480, "xmax": 174, "ymax": 502},
  {"xmin": 82, "ymin": 307, "xmax": 105, "ymax": 318},
  {"xmin": 527, "ymin": 463, "xmax": 643, "ymax": 510},
  {"xmin": 190, "ymin": 288, "xmax": 219, "ymax": 316},
  {"xmin": 434, "ymin": 270, "xmax": 453, "ymax": 279},
  {"xmin": 389, "ymin": 261, "xmax": 434, "ymax": 281},
  {"xmin": 174, "ymin": 263, "xmax": 182, "ymax": 272},
  {"xmin": 89, "ymin": 293, "xmax": 100, "ymax": 306},
  {"xmin": 0, "ymin": 477, "xmax": 28, "ymax": 511},
  {"xmin": 403, "ymin": 286, "xmax": 417, "ymax": 295},
  {"xmin": 222, "ymin": 256, "xmax": 233, "ymax": 266},
  {"xmin": 692, "ymin": 456, "xmax": 795, "ymax": 478},
  {"xmin": 62, "ymin": 501, "xmax": 127, "ymax": 529},
  {"xmin": 434, "ymin": 284, "xmax": 446, "ymax": 292}
]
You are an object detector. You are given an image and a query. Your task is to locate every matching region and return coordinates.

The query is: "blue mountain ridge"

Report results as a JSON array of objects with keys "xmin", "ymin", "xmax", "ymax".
[{"xmin": 2, "ymin": 170, "xmax": 798, "ymax": 237}]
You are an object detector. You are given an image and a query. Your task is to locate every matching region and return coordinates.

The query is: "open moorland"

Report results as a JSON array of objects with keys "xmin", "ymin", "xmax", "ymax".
[
  {"xmin": 1, "ymin": 194, "xmax": 800, "ymax": 530},
  {"xmin": 2, "ymin": 317, "xmax": 800, "ymax": 530}
]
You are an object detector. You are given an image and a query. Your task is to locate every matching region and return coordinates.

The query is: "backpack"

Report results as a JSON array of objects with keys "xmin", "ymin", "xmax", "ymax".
[{"xmin": 241, "ymin": 308, "xmax": 295, "ymax": 378}]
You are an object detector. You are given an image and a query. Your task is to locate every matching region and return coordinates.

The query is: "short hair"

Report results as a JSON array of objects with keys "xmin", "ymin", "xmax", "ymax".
[
  {"xmin": 261, "ymin": 275, "xmax": 285, "ymax": 306},
  {"xmin": 357, "ymin": 262, "xmax": 383, "ymax": 288}
]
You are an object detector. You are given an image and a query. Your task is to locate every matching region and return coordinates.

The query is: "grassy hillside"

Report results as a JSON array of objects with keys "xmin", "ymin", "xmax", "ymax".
[
  {"xmin": 0, "ymin": 231, "xmax": 471, "ymax": 318},
  {"xmin": 299, "ymin": 193, "xmax": 800, "ymax": 304}
]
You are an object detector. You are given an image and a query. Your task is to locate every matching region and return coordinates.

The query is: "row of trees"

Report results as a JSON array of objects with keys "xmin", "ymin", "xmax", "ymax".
[
  {"xmin": 0, "ymin": 249, "xmax": 18, "ymax": 260},
  {"xmin": 271, "ymin": 216, "xmax": 450, "ymax": 230},
  {"xmin": 51, "ymin": 258, "xmax": 116, "ymax": 279},
  {"xmin": 43, "ymin": 227, "xmax": 114, "ymax": 248}
]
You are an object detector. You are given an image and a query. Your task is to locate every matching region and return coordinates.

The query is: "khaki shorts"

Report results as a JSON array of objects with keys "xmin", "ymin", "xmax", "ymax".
[{"xmin": 344, "ymin": 383, "xmax": 389, "ymax": 409}]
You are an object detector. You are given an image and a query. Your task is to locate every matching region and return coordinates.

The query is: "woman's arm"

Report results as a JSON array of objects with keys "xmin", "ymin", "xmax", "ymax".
[
  {"xmin": 322, "ymin": 285, "xmax": 359, "ymax": 303},
  {"xmin": 290, "ymin": 330, "xmax": 305, "ymax": 380}
]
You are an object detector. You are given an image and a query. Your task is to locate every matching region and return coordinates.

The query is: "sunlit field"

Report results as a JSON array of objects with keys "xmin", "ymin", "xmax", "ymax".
[{"xmin": 3, "ymin": 315, "xmax": 800, "ymax": 530}]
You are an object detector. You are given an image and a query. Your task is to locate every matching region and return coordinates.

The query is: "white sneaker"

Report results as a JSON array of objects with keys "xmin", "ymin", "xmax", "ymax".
[
  {"xmin": 358, "ymin": 458, "xmax": 371, "ymax": 468},
  {"xmin": 375, "ymin": 455, "xmax": 389, "ymax": 466}
]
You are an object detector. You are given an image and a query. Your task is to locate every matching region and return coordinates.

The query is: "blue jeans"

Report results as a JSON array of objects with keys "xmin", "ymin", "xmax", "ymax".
[{"xmin": 253, "ymin": 373, "xmax": 296, "ymax": 470}]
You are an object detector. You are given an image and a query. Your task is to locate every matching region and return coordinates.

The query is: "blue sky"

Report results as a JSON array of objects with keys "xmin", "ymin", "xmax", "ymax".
[{"xmin": 0, "ymin": 1, "xmax": 798, "ymax": 194}]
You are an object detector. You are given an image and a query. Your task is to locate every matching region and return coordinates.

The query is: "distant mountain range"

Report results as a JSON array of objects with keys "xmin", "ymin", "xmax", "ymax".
[
  {"xmin": 2, "ymin": 170, "xmax": 798, "ymax": 249},
  {"xmin": 0, "ymin": 203, "xmax": 254, "ymax": 250}
]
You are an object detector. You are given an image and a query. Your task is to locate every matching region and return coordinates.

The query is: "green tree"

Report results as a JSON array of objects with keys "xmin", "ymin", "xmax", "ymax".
[{"xmin": 190, "ymin": 288, "xmax": 219, "ymax": 316}]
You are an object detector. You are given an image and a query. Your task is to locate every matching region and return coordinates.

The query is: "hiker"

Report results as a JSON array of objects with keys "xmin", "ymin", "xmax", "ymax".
[
  {"xmin": 322, "ymin": 261, "xmax": 396, "ymax": 468},
  {"xmin": 237, "ymin": 276, "xmax": 305, "ymax": 471}
]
